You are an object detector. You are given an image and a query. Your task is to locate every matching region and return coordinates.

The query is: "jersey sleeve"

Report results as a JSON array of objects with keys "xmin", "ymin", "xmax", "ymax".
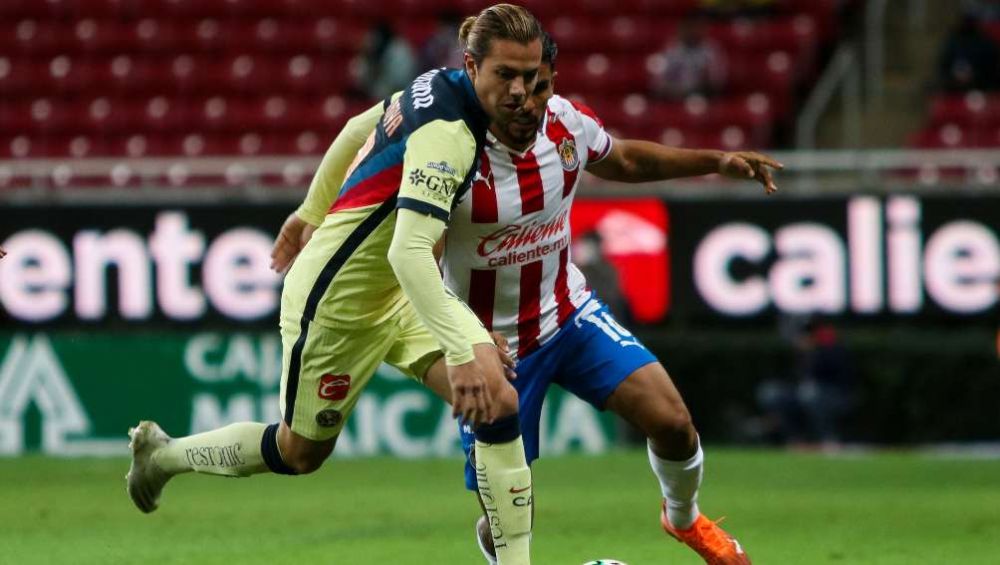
[
  {"xmin": 396, "ymin": 118, "xmax": 477, "ymax": 222},
  {"xmin": 388, "ymin": 208, "xmax": 485, "ymax": 366},
  {"xmin": 296, "ymin": 100, "xmax": 386, "ymax": 226},
  {"xmin": 570, "ymin": 100, "xmax": 614, "ymax": 164}
]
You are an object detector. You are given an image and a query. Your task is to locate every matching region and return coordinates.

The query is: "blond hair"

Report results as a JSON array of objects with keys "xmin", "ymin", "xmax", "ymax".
[{"xmin": 458, "ymin": 3, "xmax": 542, "ymax": 65}]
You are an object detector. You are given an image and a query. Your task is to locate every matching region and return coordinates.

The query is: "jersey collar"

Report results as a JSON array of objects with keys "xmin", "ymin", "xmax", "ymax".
[{"xmin": 458, "ymin": 69, "xmax": 490, "ymax": 129}]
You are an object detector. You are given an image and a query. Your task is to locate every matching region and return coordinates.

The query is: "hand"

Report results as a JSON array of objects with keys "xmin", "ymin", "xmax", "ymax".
[
  {"xmin": 270, "ymin": 213, "xmax": 317, "ymax": 273},
  {"xmin": 490, "ymin": 332, "xmax": 517, "ymax": 382},
  {"xmin": 719, "ymin": 151, "xmax": 784, "ymax": 195},
  {"xmin": 448, "ymin": 355, "xmax": 495, "ymax": 425}
]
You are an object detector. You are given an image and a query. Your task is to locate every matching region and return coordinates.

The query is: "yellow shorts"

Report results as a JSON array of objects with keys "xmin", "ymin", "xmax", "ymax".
[{"xmin": 278, "ymin": 298, "xmax": 491, "ymax": 441}]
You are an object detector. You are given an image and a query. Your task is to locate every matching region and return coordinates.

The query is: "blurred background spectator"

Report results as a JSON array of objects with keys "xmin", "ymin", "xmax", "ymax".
[
  {"xmin": 755, "ymin": 319, "xmax": 857, "ymax": 449},
  {"xmin": 354, "ymin": 22, "xmax": 418, "ymax": 100},
  {"xmin": 964, "ymin": 0, "xmax": 1000, "ymax": 20},
  {"xmin": 420, "ymin": 12, "xmax": 465, "ymax": 71},
  {"xmin": 937, "ymin": 15, "xmax": 1000, "ymax": 92},
  {"xmin": 573, "ymin": 231, "xmax": 629, "ymax": 324},
  {"xmin": 651, "ymin": 16, "xmax": 728, "ymax": 99}
]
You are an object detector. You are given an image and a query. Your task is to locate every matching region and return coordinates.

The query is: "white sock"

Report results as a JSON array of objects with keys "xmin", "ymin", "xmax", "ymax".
[
  {"xmin": 153, "ymin": 422, "xmax": 270, "ymax": 477},
  {"xmin": 648, "ymin": 438, "xmax": 703, "ymax": 530}
]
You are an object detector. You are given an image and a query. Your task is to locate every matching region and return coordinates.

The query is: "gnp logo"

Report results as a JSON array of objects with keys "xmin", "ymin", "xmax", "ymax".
[
  {"xmin": 318, "ymin": 374, "xmax": 351, "ymax": 401},
  {"xmin": 570, "ymin": 199, "xmax": 670, "ymax": 323}
]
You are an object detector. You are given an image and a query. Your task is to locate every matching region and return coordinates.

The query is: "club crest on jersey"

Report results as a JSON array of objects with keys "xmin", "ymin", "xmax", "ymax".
[
  {"xmin": 318, "ymin": 374, "xmax": 351, "ymax": 401},
  {"xmin": 558, "ymin": 138, "xmax": 579, "ymax": 172},
  {"xmin": 315, "ymin": 409, "xmax": 343, "ymax": 428}
]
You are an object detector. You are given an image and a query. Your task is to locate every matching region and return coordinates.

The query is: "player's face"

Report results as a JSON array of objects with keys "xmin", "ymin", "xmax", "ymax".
[
  {"xmin": 501, "ymin": 63, "xmax": 554, "ymax": 149},
  {"xmin": 466, "ymin": 38, "xmax": 542, "ymax": 129}
]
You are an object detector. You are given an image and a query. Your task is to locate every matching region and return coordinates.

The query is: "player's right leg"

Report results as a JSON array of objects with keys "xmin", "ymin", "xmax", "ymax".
[
  {"xmin": 412, "ymin": 315, "xmax": 533, "ymax": 564},
  {"xmin": 446, "ymin": 334, "xmax": 556, "ymax": 564}
]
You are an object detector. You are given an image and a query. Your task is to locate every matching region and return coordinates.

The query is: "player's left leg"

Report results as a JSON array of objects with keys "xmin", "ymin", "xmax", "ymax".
[
  {"xmin": 126, "ymin": 314, "xmax": 391, "ymax": 513},
  {"xmin": 603, "ymin": 363, "xmax": 700, "ymax": 527},
  {"xmin": 557, "ymin": 298, "xmax": 749, "ymax": 564},
  {"xmin": 605, "ymin": 363, "xmax": 749, "ymax": 564}
]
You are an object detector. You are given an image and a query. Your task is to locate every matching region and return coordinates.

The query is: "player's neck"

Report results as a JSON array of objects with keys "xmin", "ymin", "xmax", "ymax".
[{"xmin": 488, "ymin": 124, "xmax": 534, "ymax": 155}]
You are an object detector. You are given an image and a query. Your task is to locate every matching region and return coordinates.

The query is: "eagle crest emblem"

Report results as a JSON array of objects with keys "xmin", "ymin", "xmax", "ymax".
[{"xmin": 557, "ymin": 138, "xmax": 579, "ymax": 172}]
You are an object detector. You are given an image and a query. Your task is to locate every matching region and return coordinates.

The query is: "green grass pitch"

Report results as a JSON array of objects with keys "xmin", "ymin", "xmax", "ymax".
[{"xmin": 2, "ymin": 449, "xmax": 999, "ymax": 564}]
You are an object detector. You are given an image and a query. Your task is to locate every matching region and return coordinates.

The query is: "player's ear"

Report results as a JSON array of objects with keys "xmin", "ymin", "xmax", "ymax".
[{"xmin": 464, "ymin": 52, "xmax": 478, "ymax": 82}]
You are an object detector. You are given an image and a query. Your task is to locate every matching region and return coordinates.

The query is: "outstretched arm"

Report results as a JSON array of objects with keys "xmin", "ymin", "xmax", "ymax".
[{"xmin": 585, "ymin": 138, "xmax": 784, "ymax": 194}]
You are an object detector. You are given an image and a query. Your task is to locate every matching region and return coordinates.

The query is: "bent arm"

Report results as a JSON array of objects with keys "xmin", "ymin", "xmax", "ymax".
[
  {"xmin": 388, "ymin": 210, "xmax": 475, "ymax": 365},
  {"xmin": 388, "ymin": 119, "xmax": 481, "ymax": 365}
]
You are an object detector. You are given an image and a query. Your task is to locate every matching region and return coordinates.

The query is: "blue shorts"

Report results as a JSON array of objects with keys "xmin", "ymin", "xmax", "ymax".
[{"xmin": 460, "ymin": 297, "xmax": 657, "ymax": 489}]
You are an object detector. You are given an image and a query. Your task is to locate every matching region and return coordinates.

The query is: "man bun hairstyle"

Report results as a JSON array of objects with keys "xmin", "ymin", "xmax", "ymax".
[{"xmin": 458, "ymin": 3, "xmax": 542, "ymax": 65}]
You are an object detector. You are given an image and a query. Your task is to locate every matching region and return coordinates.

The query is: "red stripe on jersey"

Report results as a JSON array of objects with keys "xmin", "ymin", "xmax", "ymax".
[
  {"xmin": 544, "ymin": 111, "xmax": 580, "ymax": 198},
  {"xmin": 587, "ymin": 139, "xmax": 611, "ymax": 163},
  {"xmin": 468, "ymin": 269, "xmax": 496, "ymax": 331},
  {"xmin": 511, "ymin": 151, "xmax": 545, "ymax": 214},
  {"xmin": 517, "ymin": 260, "xmax": 543, "ymax": 358},
  {"xmin": 329, "ymin": 164, "xmax": 403, "ymax": 213},
  {"xmin": 569, "ymin": 100, "xmax": 606, "ymax": 127},
  {"xmin": 554, "ymin": 247, "xmax": 576, "ymax": 327},
  {"xmin": 471, "ymin": 157, "xmax": 498, "ymax": 223}
]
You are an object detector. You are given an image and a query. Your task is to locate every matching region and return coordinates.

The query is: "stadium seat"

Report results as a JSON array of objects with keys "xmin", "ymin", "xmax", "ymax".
[
  {"xmin": 0, "ymin": 57, "xmax": 42, "ymax": 96},
  {"xmin": 928, "ymin": 92, "xmax": 1000, "ymax": 128},
  {"xmin": 910, "ymin": 123, "xmax": 978, "ymax": 149}
]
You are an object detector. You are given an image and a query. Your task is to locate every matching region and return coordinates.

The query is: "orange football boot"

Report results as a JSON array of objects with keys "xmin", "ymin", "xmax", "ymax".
[{"xmin": 660, "ymin": 500, "xmax": 751, "ymax": 564}]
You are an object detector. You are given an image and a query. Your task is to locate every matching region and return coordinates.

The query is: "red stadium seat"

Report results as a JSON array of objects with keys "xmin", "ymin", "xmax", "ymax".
[
  {"xmin": 137, "ymin": 97, "xmax": 196, "ymax": 133},
  {"xmin": 984, "ymin": 21, "xmax": 1000, "ymax": 44},
  {"xmin": 42, "ymin": 55, "xmax": 99, "ymax": 95},
  {"xmin": 4, "ymin": 19, "xmax": 72, "ymax": 56},
  {"xmin": 0, "ymin": 56, "xmax": 42, "ymax": 96},
  {"xmin": 929, "ymin": 92, "xmax": 1000, "ymax": 128},
  {"xmin": 312, "ymin": 18, "xmax": 369, "ymax": 53},
  {"xmin": 910, "ymin": 123, "xmax": 978, "ymax": 149}
]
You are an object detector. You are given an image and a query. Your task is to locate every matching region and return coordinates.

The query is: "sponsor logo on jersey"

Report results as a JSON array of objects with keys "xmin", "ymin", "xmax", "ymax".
[
  {"xmin": 477, "ymin": 210, "xmax": 570, "ymax": 257},
  {"xmin": 409, "ymin": 168, "xmax": 458, "ymax": 203},
  {"xmin": 315, "ymin": 408, "xmax": 343, "ymax": 428},
  {"xmin": 557, "ymin": 138, "xmax": 579, "ymax": 171},
  {"xmin": 318, "ymin": 373, "xmax": 351, "ymax": 401},
  {"xmin": 472, "ymin": 168, "xmax": 495, "ymax": 192},
  {"xmin": 427, "ymin": 161, "xmax": 457, "ymax": 176}
]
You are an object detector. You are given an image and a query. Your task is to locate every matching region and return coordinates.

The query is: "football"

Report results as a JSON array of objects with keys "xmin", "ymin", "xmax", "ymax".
[{"xmin": 582, "ymin": 561, "xmax": 629, "ymax": 565}]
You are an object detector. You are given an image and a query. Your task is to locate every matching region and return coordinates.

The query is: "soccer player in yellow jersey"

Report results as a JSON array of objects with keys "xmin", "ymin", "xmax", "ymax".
[{"xmin": 127, "ymin": 6, "xmax": 541, "ymax": 563}]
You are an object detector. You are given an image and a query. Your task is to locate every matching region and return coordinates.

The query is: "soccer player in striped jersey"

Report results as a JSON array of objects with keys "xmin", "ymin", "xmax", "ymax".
[
  {"xmin": 273, "ymin": 33, "xmax": 781, "ymax": 565},
  {"xmin": 127, "ymin": 6, "xmax": 542, "ymax": 564}
]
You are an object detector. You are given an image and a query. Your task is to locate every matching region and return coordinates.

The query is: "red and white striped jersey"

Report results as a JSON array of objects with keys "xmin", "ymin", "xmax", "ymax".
[{"xmin": 442, "ymin": 95, "xmax": 613, "ymax": 360}]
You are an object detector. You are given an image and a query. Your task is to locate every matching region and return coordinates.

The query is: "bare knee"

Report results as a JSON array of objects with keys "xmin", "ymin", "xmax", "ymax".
[
  {"xmin": 491, "ymin": 382, "xmax": 519, "ymax": 419},
  {"xmin": 646, "ymin": 406, "xmax": 694, "ymax": 443},
  {"xmin": 277, "ymin": 425, "xmax": 336, "ymax": 475},
  {"xmin": 646, "ymin": 406, "xmax": 697, "ymax": 458}
]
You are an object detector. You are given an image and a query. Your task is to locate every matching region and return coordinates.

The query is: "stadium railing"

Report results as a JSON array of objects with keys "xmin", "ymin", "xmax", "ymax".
[{"xmin": 1, "ymin": 149, "xmax": 998, "ymax": 200}]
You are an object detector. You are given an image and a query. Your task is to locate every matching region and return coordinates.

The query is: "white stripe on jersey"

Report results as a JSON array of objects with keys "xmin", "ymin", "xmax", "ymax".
[{"xmin": 442, "ymin": 95, "xmax": 613, "ymax": 359}]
